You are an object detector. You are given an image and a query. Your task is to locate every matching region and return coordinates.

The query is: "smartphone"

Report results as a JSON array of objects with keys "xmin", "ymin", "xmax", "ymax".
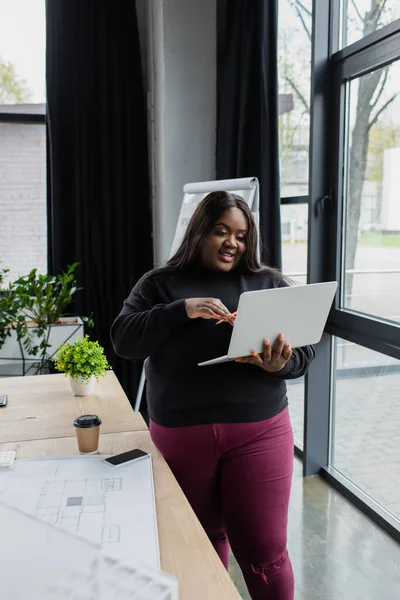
[
  {"xmin": 104, "ymin": 449, "xmax": 149, "ymax": 468},
  {"xmin": 0, "ymin": 394, "xmax": 8, "ymax": 407}
]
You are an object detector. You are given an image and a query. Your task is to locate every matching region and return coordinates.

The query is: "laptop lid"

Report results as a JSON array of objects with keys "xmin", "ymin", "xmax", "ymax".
[{"xmin": 226, "ymin": 281, "xmax": 338, "ymax": 359}]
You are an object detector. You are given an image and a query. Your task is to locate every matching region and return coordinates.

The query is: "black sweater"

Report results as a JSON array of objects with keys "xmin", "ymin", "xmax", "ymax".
[{"xmin": 111, "ymin": 265, "xmax": 315, "ymax": 427}]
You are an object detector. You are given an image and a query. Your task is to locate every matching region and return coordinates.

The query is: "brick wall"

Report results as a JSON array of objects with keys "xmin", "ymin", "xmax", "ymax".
[{"xmin": 0, "ymin": 122, "xmax": 47, "ymax": 283}]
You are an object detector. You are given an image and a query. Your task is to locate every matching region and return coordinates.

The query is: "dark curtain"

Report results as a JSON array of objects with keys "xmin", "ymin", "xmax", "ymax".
[
  {"xmin": 216, "ymin": 0, "xmax": 282, "ymax": 270},
  {"xmin": 46, "ymin": 1, "xmax": 153, "ymax": 403}
]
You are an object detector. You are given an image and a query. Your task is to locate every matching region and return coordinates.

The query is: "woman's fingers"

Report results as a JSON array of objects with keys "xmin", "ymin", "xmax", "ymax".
[
  {"xmin": 202, "ymin": 308, "xmax": 219, "ymax": 319},
  {"xmin": 236, "ymin": 339, "xmax": 292, "ymax": 372},
  {"xmin": 283, "ymin": 344, "xmax": 292, "ymax": 360},
  {"xmin": 207, "ymin": 299, "xmax": 231, "ymax": 317},
  {"xmin": 271, "ymin": 334, "xmax": 285, "ymax": 361},
  {"xmin": 235, "ymin": 352, "xmax": 263, "ymax": 366},
  {"xmin": 185, "ymin": 297, "xmax": 234, "ymax": 320},
  {"xmin": 250, "ymin": 351, "xmax": 264, "ymax": 367},
  {"xmin": 216, "ymin": 299, "xmax": 231, "ymax": 314},
  {"xmin": 262, "ymin": 339, "xmax": 272, "ymax": 362}
]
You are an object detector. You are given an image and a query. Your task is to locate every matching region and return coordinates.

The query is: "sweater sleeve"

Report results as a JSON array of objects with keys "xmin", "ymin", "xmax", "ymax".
[
  {"xmin": 269, "ymin": 274, "xmax": 316, "ymax": 380},
  {"xmin": 110, "ymin": 273, "xmax": 190, "ymax": 361},
  {"xmin": 271, "ymin": 344, "xmax": 315, "ymax": 379}
]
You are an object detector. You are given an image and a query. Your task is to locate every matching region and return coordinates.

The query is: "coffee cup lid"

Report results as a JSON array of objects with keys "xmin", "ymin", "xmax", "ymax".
[{"xmin": 73, "ymin": 414, "xmax": 102, "ymax": 428}]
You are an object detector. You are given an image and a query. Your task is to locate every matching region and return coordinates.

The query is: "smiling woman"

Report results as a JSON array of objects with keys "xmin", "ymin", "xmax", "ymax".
[
  {"xmin": 200, "ymin": 207, "xmax": 248, "ymax": 272},
  {"xmin": 167, "ymin": 191, "xmax": 262, "ymax": 274},
  {"xmin": 111, "ymin": 190, "xmax": 315, "ymax": 600}
]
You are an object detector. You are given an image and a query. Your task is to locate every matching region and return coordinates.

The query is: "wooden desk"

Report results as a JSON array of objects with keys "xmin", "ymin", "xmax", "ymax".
[
  {"xmin": 1, "ymin": 430, "xmax": 241, "ymax": 600},
  {"xmin": 0, "ymin": 371, "xmax": 147, "ymax": 443}
]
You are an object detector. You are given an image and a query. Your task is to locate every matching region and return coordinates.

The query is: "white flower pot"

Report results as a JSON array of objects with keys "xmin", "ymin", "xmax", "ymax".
[{"xmin": 69, "ymin": 375, "xmax": 96, "ymax": 396}]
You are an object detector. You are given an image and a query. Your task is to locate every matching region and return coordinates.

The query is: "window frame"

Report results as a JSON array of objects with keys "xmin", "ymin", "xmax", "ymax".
[
  {"xmin": 297, "ymin": 0, "xmax": 400, "ymax": 543},
  {"xmin": 0, "ymin": 111, "xmax": 45, "ymax": 124},
  {"xmin": 327, "ymin": 22, "xmax": 400, "ymax": 357}
]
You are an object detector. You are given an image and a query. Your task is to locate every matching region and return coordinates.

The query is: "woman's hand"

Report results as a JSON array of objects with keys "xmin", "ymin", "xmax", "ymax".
[
  {"xmin": 185, "ymin": 297, "xmax": 234, "ymax": 323},
  {"xmin": 235, "ymin": 334, "xmax": 292, "ymax": 373}
]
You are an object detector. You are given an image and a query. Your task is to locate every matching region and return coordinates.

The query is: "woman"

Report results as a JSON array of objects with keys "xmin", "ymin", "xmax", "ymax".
[{"xmin": 111, "ymin": 191, "xmax": 315, "ymax": 600}]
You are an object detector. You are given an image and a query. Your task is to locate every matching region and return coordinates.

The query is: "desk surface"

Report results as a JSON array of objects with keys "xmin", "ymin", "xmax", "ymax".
[
  {"xmin": 1, "ymin": 430, "xmax": 241, "ymax": 600},
  {"xmin": 0, "ymin": 371, "xmax": 147, "ymax": 442}
]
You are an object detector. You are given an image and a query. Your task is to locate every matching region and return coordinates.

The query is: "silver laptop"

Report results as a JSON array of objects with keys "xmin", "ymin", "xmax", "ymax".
[{"xmin": 198, "ymin": 281, "xmax": 338, "ymax": 367}]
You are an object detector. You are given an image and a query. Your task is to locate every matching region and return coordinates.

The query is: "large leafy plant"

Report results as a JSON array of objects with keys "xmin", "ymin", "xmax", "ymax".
[
  {"xmin": 53, "ymin": 335, "xmax": 110, "ymax": 382},
  {"xmin": 0, "ymin": 263, "xmax": 93, "ymax": 371}
]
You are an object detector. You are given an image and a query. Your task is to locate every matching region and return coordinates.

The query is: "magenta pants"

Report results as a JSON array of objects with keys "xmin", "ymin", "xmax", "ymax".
[{"xmin": 150, "ymin": 407, "xmax": 294, "ymax": 600}]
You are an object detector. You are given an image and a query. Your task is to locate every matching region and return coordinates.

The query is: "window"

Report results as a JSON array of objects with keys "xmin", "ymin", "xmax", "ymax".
[
  {"xmin": 341, "ymin": 0, "xmax": 400, "ymax": 49},
  {"xmin": 281, "ymin": 203, "xmax": 308, "ymax": 446},
  {"xmin": 0, "ymin": 0, "xmax": 46, "ymax": 107},
  {"xmin": 313, "ymin": 0, "xmax": 400, "ymax": 537},
  {"xmin": 281, "ymin": 204, "xmax": 308, "ymax": 284},
  {"xmin": 331, "ymin": 337, "xmax": 400, "ymax": 520},
  {"xmin": 341, "ymin": 61, "xmax": 400, "ymax": 325},
  {"xmin": 0, "ymin": 0, "xmax": 46, "ymax": 282},
  {"xmin": 278, "ymin": 0, "xmax": 312, "ymax": 197},
  {"xmin": 287, "ymin": 378, "xmax": 305, "ymax": 447},
  {"xmin": 278, "ymin": 0, "xmax": 312, "ymax": 450}
]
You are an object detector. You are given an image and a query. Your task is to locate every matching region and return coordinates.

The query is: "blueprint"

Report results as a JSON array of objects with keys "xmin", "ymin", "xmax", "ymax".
[
  {"xmin": 0, "ymin": 501, "xmax": 178, "ymax": 600},
  {"xmin": 0, "ymin": 454, "xmax": 160, "ymax": 569}
]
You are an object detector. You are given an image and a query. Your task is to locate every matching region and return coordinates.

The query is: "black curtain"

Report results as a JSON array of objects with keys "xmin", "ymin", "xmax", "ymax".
[
  {"xmin": 216, "ymin": 0, "xmax": 282, "ymax": 270},
  {"xmin": 46, "ymin": 1, "xmax": 153, "ymax": 403}
]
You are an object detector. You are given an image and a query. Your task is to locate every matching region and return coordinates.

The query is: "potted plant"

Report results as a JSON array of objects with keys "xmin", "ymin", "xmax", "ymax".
[
  {"xmin": 0, "ymin": 263, "xmax": 93, "ymax": 376},
  {"xmin": 53, "ymin": 335, "xmax": 111, "ymax": 396}
]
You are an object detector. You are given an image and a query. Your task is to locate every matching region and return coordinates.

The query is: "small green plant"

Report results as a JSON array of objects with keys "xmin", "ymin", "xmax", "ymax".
[{"xmin": 53, "ymin": 335, "xmax": 111, "ymax": 382}]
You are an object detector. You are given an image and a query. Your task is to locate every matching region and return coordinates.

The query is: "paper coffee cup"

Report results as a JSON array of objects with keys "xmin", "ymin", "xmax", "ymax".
[{"xmin": 73, "ymin": 414, "xmax": 102, "ymax": 454}]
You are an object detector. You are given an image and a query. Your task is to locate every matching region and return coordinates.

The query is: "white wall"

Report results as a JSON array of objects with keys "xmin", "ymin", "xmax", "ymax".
[
  {"xmin": 146, "ymin": 0, "xmax": 217, "ymax": 265},
  {"xmin": 0, "ymin": 122, "xmax": 47, "ymax": 282}
]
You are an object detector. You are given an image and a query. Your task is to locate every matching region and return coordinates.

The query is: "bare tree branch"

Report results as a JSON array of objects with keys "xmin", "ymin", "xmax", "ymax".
[
  {"xmin": 370, "ymin": 68, "xmax": 388, "ymax": 110},
  {"xmin": 283, "ymin": 74, "xmax": 310, "ymax": 113},
  {"xmin": 362, "ymin": 0, "xmax": 388, "ymax": 37},
  {"xmin": 289, "ymin": 0, "xmax": 311, "ymax": 40},
  {"xmin": 351, "ymin": 0, "xmax": 364, "ymax": 23},
  {"xmin": 376, "ymin": 0, "xmax": 388, "ymax": 23},
  {"xmin": 368, "ymin": 93, "xmax": 398, "ymax": 131},
  {"xmin": 294, "ymin": 0, "xmax": 312, "ymax": 18},
  {"xmin": 294, "ymin": 5, "xmax": 311, "ymax": 40}
]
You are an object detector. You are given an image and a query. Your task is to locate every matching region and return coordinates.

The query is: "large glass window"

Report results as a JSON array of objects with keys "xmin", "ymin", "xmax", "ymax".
[
  {"xmin": 278, "ymin": 0, "xmax": 312, "ymax": 197},
  {"xmin": 341, "ymin": 0, "xmax": 400, "ymax": 49},
  {"xmin": 341, "ymin": 60, "xmax": 400, "ymax": 324},
  {"xmin": 0, "ymin": 0, "xmax": 46, "ymax": 281},
  {"xmin": 331, "ymin": 337, "xmax": 400, "ymax": 520},
  {"xmin": 281, "ymin": 204, "xmax": 308, "ymax": 285},
  {"xmin": 281, "ymin": 202, "xmax": 308, "ymax": 446},
  {"xmin": 287, "ymin": 378, "xmax": 305, "ymax": 447},
  {"xmin": 0, "ymin": 0, "xmax": 45, "ymax": 106}
]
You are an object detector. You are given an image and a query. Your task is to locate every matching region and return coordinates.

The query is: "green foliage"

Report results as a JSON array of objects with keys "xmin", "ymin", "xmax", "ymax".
[
  {"xmin": 53, "ymin": 336, "xmax": 110, "ymax": 382},
  {"xmin": 0, "ymin": 58, "xmax": 32, "ymax": 103},
  {"xmin": 0, "ymin": 264, "xmax": 94, "ymax": 370},
  {"xmin": 0, "ymin": 273, "xmax": 25, "ymax": 351},
  {"xmin": 358, "ymin": 232, "xmax": 400, "ymax": 247},
  {"xmin": 13, "ymin": 263, "xmax": 85, "ymax": 326}
]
